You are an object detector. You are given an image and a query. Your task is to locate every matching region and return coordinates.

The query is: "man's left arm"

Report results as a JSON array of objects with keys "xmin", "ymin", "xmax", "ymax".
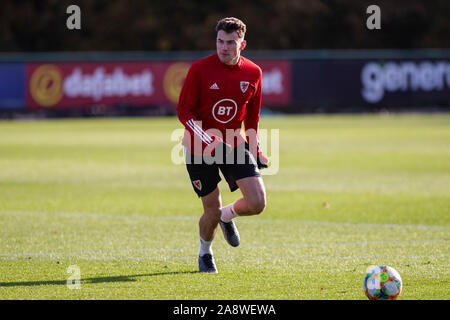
[{"xmin": 244, "ymin": 72, "xmax": 269, "ymax": 169}]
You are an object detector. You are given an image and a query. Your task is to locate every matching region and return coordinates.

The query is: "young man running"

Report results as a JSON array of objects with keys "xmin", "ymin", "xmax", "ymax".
[{"xmin": 177, "ymin": 17, "xmax": 269, "ymax": 273}]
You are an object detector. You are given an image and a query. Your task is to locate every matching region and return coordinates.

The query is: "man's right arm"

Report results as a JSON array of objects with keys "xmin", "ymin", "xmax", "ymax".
[
  {"xmin": 176, "ymin": 63, "xmax": 227, "ymax": 154},
  {"xmin": 177, "ymin": 63, "xmax": 214, "ymax": 147}
]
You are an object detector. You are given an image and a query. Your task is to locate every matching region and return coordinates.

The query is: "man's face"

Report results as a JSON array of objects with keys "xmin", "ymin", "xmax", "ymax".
[{"xmin": 216, "ymin": 30, "xmax": 246, "ymax": 65}]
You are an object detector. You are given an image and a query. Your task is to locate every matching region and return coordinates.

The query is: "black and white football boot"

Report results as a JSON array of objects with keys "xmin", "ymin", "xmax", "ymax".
[
  {"xmin": 219, "ymin": 219, "xmax": 240, "ymax": 247},
  {"xmin": 198, "ymin": 254, "xmax": 218, "ymax": 273}
]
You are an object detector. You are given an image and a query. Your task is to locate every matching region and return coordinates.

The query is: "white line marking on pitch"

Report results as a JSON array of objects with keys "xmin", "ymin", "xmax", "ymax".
[
  {"xmin": 1, "ymin": 254, "xmax": 448, "ymax": 261},
  {"xmin": 0, "ymin": 239, "xmax": 446, "ymax": 260},
  {"xmin": 1, "ymin": 210, "xmax": 448, "ymax": 261},
  {"xmin": 1, "ymin": 209, "xmax": 449, "ymax": 230}
]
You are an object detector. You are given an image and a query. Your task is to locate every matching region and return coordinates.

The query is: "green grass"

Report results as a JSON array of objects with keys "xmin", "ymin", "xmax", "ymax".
[{"xmin": 0, "ymin": 114, "xmax": 449, "ymax": 299}]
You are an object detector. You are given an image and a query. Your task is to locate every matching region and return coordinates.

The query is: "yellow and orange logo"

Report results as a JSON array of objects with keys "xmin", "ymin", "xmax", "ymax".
[
  {"xmin": 30, "ymin": 64, "xmax": 64, "ymax": 107},
  {"xmin": 163, "ymin": 62, "xmax": 190, "ymax": 104}
]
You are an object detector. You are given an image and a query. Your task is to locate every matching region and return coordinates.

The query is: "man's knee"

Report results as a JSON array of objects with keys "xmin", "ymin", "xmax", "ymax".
[
  {"xmin": 203, "ymin": 206, "xmax": 221, "ymax": 219},
  {"xmin": 247, "ymin": 192, "xmax": 266, "ymax": 215}
]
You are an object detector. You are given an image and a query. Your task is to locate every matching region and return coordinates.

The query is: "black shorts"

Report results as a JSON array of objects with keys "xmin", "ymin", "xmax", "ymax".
[{"xmin": 185, "ymin": 143, "xmax": 261, "ymax": 197}]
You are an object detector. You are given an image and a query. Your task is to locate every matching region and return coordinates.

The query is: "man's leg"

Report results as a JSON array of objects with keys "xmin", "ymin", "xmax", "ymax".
[
  {"xmin": 226, "ymin": 176, "xmax": 266, "ymax": 217},
  {"xmin": 199, "ymin": 187, "xmax": 222, "ymax": 241},
  {"xmin": 219, "ymin": 176, "xmax": 266, "ymax": 247},
  {"xmin": 198, "ymin": 187, "xmax": 221, "ymax": 273}
]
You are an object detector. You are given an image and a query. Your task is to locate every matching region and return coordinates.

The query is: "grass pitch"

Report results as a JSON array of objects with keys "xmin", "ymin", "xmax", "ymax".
[{"xmin": 0, "ymin": 113, "xmax": 448, "ymax": 300}]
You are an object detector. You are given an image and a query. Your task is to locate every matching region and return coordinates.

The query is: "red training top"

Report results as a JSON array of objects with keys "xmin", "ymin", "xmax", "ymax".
[{"xmin": 177, "ymin": 53, "xmax": 263, "ymax": 156}]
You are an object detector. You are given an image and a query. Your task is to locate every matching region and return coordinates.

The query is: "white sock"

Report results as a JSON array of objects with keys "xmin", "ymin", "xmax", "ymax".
[
  {"xmin": 220, "ymin": 202, "xmax": 238, "ymax": 223},
  {"xmin": 199, "ymin": 236, "xmax": 213, "ymax": 256}
]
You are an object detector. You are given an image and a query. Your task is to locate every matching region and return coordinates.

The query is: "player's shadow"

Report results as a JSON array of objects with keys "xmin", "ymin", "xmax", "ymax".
[{"xmin": 0, "ymin": 271, "xmax": 200, "ymax": 287}]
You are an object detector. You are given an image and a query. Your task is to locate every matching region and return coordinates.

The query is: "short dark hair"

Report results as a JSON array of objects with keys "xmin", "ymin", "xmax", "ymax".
[{"xmin": 215, "ymin": 17, "xmax": 246, "ymax": 38}]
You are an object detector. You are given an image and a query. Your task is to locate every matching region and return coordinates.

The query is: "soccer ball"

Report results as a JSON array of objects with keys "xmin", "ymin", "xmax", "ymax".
[{"xmin": 363, "ymin": 265, "xmax": 402, "ymax": 300}]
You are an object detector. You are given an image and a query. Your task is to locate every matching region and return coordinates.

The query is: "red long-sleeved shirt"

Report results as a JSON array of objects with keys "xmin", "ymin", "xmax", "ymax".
[{"xmin": 177, "ymin": 53, "xmax": 262, "ymax": 156}]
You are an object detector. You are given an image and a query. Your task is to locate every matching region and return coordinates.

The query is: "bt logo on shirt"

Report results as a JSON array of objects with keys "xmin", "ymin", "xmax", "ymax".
[{"xmin": 212, "ymin": 98, "xmax": 237, "ymax": 123}]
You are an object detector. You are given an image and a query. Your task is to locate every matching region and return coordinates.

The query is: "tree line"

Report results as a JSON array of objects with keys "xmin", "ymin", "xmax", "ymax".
[{"xmin": 1, "ymin": 0, "xmax": 448, "ymax": 52}]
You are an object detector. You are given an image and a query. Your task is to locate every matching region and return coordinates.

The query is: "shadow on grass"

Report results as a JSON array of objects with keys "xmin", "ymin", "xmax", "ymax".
[{"xmin": 0, "ymin": 271, "xmax": 200, "ymax": 287}]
